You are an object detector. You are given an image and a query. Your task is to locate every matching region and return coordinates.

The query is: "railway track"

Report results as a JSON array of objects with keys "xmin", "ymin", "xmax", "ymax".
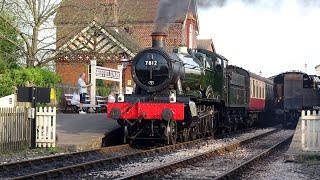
[
  {"xmin": 117, "ymin": 129, "xmax": 292, "ymax": 180},
  {"xmin": 0, "ymin": 135, "xmax": 212, "ymax": 179},
  {"xmin": 0, "ymin": 144, "xmax": 133, "ymax": 179},
  {"xmin": 214, "ymin": 135, "xmax": 293, "ymax": 180},
  {"xmin": 0, "ymin": 127, "xmax": 277, "ymax": 179}
]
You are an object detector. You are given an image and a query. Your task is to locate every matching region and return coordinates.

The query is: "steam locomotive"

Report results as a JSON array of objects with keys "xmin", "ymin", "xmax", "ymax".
[{"xmin": 107, "ymin": 32, "xmax": 273, "ymax": 144}]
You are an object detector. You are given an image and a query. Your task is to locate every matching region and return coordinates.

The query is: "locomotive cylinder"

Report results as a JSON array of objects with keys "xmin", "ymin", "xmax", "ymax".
[{"xmin": 151, "ymin": 32, "xmax": 167, "ymax": 48}]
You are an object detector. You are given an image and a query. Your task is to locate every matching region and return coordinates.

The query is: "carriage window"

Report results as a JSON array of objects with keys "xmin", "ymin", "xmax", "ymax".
[
  {"xmin": 251, "ymin": 79, "xmax": 253, "ymax": 98},
  {"xmin": 303, "ymin": 75, "xmax": 312, "ymax": 88},
  {"xmin": 256, "ymin": 81, "xmax": 258, "ymax": 98},
  {"xmin": 253, "ymin": 80, "xmax": 255, "ymax": 98},
  {"xmin": 258, "ymin": 84, "xmax": 261, "ymax": 99}
]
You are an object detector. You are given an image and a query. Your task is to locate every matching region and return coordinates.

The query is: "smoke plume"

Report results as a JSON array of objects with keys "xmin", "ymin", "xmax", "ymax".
[
  {"xmin": 154, "ymin": 0, "xmax": 191, "ymax": 32},
  {"xmin": 197, "ymin": 0, "xmax": 226, "ymax": 8},
  {"xmin": 197, "ymin": 0, "xmax": 320, "ymax": 8}
]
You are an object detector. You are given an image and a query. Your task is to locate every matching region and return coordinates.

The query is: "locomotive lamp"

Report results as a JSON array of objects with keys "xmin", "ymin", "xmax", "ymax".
[
  {"xmin": 169, "ymin": 90, "xmax": 177, "ymax": 103},
  {"xmin": 118, "ymin": 94, "xmax": 124, "ymax": 102}
]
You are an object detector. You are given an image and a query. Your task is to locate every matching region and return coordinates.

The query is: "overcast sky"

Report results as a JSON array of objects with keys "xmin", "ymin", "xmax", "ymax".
[{"xmin": 197, "ymin": 0, "xmax": 320, "ymax": 77}]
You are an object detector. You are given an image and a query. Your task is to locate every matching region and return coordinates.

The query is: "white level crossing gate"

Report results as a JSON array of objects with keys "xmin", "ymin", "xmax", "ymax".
[{"xmin": 36, "ymin": 107, "xmax": 56, "ymax": 147}]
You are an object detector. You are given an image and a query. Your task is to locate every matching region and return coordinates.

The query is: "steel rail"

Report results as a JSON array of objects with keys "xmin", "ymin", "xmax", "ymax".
[
  {"xmin": 117, "ymin": 129, "xmax": 281, "ymax": 180},
  {"xmin": 7, "ymin": 127, "xmax": 274, "ymax": 179},
  {"xmin": 11, "ymin": 137, "xmax": 210, "ymax": 179},
  {"xmin": 0, "ymin": 144, "xmax": 130, "ymax": 178},
  {"xmin": 214, "ymin": 134, "xmax": 293, "ymax": 180}
]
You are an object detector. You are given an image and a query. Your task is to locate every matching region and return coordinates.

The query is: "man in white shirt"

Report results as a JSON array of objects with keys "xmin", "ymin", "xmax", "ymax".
[{"xmin": 78, "ymin": 73, "xmax": 92, "ymax": 114}]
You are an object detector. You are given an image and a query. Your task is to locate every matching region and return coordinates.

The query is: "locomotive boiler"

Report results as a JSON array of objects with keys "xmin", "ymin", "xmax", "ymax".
[{"xmin": 107, "ymin": 32, "xmax": 268, "ymax": 144}]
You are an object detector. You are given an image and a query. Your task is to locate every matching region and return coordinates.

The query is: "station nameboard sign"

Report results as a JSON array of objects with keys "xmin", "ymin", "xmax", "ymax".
[{"xmin": 96, "ymin": 66, "xmax": 121, "ymax": 81}]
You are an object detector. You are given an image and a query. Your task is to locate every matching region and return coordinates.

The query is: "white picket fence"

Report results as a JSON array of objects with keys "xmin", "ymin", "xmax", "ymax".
[
  {"xmin": 301, "ymin": 110, "xmax": 320, "ymax": 152},
  {"xmin": 36, "ymin": 107, "xmax": 56, "ymax": 148}
]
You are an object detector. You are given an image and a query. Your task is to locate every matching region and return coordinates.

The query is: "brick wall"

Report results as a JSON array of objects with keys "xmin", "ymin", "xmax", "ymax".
[
  {"xmin": 128, "ymin": 23, "xmax": 184, "ymax": 51},
  {"xmin": 56, "ymin": 61, "xmax": 133, "ymax": 90},
  {"xmin": 56, "ymin": 62, "xmax": 88, "ymax": 86}
]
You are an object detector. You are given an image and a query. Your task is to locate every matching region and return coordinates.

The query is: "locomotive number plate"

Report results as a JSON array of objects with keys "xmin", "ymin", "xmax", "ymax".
[{"xmin": 145, "ymin": 60, "xmax": 158, "ymax": 66}]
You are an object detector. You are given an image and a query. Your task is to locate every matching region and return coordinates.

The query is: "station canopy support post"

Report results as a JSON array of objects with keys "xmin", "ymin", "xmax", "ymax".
[{"xmin": 89, "ymin": 59, "xmax": 123, "ymax": 105}]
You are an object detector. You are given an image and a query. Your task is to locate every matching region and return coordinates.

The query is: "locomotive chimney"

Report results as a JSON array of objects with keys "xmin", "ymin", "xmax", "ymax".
[{"xmin": 151, "ymin": 32, "xmax": 167, "ymax": 48}]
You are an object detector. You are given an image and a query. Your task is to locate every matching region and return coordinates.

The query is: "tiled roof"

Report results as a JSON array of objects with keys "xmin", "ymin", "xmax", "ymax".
[
  {"xmin": 197, "ymin": 39, "xmax": 215, "ymax": 52},
  {"xmin": 54, "ymin": 0, "xmax": 197, "ymax": 25}
]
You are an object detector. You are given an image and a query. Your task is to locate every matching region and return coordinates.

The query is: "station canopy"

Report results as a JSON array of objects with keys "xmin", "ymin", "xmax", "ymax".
[{"xmin": 55, "ymin": 21, "xmax": 141, "ymax": 63}]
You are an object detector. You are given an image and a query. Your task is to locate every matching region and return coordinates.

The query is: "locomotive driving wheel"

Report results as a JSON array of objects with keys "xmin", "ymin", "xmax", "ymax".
[{"xmin": 166, "ymin": 120, "xmax": 177, "ymax": 145}]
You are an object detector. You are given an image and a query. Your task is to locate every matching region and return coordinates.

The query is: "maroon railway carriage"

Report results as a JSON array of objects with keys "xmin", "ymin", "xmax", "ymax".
[
  {"xmin": 249, "ymin": 72, "xmax": 267, "ymax": 111},
  {"xmin": 227, "ymin": 66, "xmax": 274, "ymax": 125}
]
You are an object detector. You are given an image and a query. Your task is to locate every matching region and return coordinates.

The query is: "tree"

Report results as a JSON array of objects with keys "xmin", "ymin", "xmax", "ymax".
[
  {"xmin": 0, "ymin": 0, "xmax": 137, "ymax": 68},
  {"xmin": 0, "ymin": 0, "xmax": 61, "ymax": 67},
  {"xmin": 0, "ymin": 11, "xmax": 19, "ymax": 72}
]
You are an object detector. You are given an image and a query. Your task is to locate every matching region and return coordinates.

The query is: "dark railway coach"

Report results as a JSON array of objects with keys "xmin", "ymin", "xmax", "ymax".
[{"xmin": 273, "ymin": 71, "xmax": 320, "ymax": 127}]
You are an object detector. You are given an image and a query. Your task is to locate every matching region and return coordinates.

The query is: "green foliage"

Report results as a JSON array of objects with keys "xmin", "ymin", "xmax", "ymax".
[
  {"xmin": 0, "ymin": 68, "xmax": 61, "ymax": 97},
  {"xmin": 0, "ymin": 12, "xmax": 19, "ymax": 72},
  {"xmin": 96, "ymin": 79, "xmax": 112, "ymax": 96}
]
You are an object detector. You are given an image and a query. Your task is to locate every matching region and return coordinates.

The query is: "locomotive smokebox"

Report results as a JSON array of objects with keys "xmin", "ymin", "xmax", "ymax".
[{"xmin": 151, "ymin": 32, "xmax": 167, "ymax": 48}]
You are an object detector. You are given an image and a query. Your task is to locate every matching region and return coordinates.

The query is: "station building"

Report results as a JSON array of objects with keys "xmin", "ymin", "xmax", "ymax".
[{"xmin": 54, "ymin": 0, "xmax": 213, "ymax": 92}]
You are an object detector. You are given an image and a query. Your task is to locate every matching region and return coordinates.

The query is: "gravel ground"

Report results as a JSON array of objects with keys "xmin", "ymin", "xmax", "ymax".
[
  {"xmin": 78, "ymin": 128, "xmax": 277, "ymax": 179},
  {"xmin": 0, "ymin": 147, "xmax": 67, "ymax": 165},
  {"xmin": 241, "ymin": 145, "xmax": 320, "ymax": 180},
  {"xmin": 162, "ymin": 130, "xmax": 294, "ymax": 179},
  {"xmin": 0, "ymin": 146, "xmax": 141, "ymax": 179}
]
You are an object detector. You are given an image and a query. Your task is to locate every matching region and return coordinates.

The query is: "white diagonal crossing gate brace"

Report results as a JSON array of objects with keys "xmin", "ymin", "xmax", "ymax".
[{"xmin": 89, "ymin": 60, "xmax": 123, "ymax": 106}]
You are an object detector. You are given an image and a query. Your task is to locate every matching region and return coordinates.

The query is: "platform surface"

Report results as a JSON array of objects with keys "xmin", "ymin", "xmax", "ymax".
[{"xmin": 56, "ymin": 113, "xmax": 120, "ymax": 151}]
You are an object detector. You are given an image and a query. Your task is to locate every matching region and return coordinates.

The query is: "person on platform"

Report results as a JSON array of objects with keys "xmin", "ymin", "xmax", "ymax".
[
  {"xmin": 108, "ymin": 91, "xmax": 116, "ymax": 103},
  {"xmin": 78, "ymin": 73, "xmax": 92, "ymax": 114}
]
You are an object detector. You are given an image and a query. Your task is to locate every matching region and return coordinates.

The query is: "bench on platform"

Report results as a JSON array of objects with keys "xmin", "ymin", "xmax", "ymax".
[{"xmin": 63, "ymin": 94, "xmax": 107, "ymax": 113}]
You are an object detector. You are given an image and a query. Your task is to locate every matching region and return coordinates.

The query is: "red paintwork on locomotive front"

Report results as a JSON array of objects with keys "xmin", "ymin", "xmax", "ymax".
[
  {"xmin": 107, "ymin": 102, "xmax": 185, "ymax": 121},
  {"xmin": 248, "ymin": 98, "xmax": 265, "ymax": 111}
]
